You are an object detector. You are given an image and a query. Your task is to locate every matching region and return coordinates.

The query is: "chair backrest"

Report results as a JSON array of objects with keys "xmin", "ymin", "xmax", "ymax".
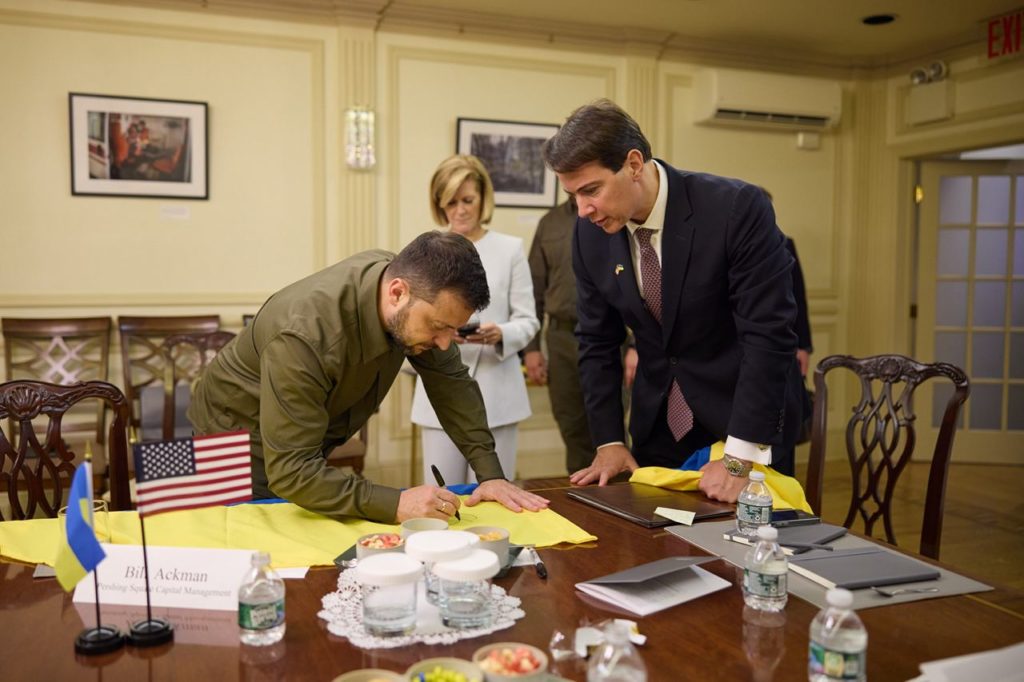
[
  {"xmin": 805, "ymin": 354, "xmax": 970, "ymax": 559},
  {"xmin": 153, "ymin": 330, "xmax": 236, "ymax": 441},
  {"xmin": 117, "ymin": 315, "xmax": 220, "ymax": 429},
  {"xmin": 2, "ymin": 317, "xmax": 113, "ymax": 444},
  {"xmin": 0, "ymin": 380, "xmax": 131, "ymax": 520}
]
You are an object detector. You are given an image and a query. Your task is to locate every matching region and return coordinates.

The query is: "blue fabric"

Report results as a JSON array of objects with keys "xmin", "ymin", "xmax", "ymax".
[
  {"xmin": 230, "ymin": 497, "xmax": 287, "ymax": 506},
  {"xmin": 678, "ymin": 445, "xmax": 711, "ymax": 471},
  {"xmin": 66, "ymin": 464, "xmax": 105, "ymax": 572},
  {"xmin": 446, "ymin": 483, "xmax": 478, "ymax": 495}
]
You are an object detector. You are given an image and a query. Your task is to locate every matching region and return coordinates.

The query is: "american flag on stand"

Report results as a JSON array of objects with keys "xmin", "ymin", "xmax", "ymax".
[{"xmin": 133, "ymin": 431, "xmax": 253, "ymax": 517}]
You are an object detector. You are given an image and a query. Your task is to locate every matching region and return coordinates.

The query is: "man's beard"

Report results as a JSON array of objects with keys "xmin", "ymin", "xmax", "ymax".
[{"xmin": 385, "ymin": 301, "xmax": 426, "ymax": 355}]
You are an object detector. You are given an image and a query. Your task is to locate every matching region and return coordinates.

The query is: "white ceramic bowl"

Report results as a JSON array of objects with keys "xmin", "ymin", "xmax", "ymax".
[
  {"xmin": 354, "ymin": 532, "xmax": 405, "ymax": 559},
  {"xmin": 400, "ymin": 517, "xmax": 450, "ymax": 538},
  {"xmin": 465, "ymin": 526, "xmax": 510, "ymax": 566}
]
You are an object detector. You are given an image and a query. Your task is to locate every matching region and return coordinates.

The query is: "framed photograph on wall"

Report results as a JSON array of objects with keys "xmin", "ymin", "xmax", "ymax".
[
  {"xmin": 456, "ymin": 118, "xmax": 559, "ymax": 208},
  {"xmin": 69, "ymin": 93, "xmax": 208, "ymax": 199}
]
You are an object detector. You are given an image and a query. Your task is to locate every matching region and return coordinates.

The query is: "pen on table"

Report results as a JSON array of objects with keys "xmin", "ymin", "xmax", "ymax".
[
  {"xmin": 527, "ymin": 546, "xmax": 548, "ymax": 579},
  {"xmin": 429, "ymin": 464, "xmax": 461, "ymax": 520}
]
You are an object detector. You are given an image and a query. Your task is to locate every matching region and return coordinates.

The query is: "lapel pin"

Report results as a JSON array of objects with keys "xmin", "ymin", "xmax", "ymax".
[{"xmin": 615, "ymin": 264, "xmax": 624, "ymax": 275}]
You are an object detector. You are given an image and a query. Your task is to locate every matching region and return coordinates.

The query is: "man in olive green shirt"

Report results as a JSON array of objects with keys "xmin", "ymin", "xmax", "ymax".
[{"xmin": 188, "ymin": 231, "xmax": 549, "ymax": 523}]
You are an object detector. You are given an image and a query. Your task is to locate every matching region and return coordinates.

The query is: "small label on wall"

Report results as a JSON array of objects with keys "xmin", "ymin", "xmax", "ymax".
[{"xmin": 160, "ymin": 205, "xmax": 191, "ymax": 220}]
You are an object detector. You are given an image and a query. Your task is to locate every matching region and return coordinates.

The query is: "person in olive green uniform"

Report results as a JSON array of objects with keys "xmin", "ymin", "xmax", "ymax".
[
  {"xmin": 524, "ymin": 198, "xmax": 639, "ymax": 474},
  {"xmin": 188, "ymin": 231, "xmax": 549, "ymax": 524},
  {"xmin": 524, "ymin": 198, "xmax": 595, "ymax": 474}
]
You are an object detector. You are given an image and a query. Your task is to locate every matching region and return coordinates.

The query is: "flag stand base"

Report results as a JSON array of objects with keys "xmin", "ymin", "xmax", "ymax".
[
  {"xmin": 75, "ymin": 625, "xmax": 125, "ymax": 655},
  {"xmin": 128, "ymin": 618, "xmax": 174, "ymax": 647}
]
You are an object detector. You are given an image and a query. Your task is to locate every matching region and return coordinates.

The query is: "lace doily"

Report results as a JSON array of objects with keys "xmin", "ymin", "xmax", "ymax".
[{"xmin": 318, "ymin": 568, "xmax": 525, "ymax": 649}]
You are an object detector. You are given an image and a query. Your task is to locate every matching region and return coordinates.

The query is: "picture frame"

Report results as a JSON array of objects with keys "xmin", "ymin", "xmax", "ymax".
[
  {"xmin": 69, "ymin": 93, "xmax": 208, "ymax": 199},
  {"xmin": 456, "ymin": 117, "xmax": 559, "ymax": 208}
]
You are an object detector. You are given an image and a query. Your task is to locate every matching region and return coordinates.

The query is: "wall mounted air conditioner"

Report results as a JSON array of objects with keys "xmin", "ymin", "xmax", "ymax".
[{"xmin": 693, "ymin": 68, "xmax": 842, "ymax": 130}]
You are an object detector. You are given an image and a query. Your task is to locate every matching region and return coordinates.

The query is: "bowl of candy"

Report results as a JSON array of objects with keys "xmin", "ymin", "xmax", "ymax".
[
  {"xmin": 406, "ymin": 657, "xmax": 482, "ymax": 682},
  {"xmin": 355, "ymin": 532, "xmax": 404, "ymax": 559},
  {"xmin": 465, "ymin": 526, "xmax": 510, "ymax": 566},
  {"xmin": 472, "ymin": 643, "xmax": 548, "ymax": 681},
  {"xmin": 331, "ymin": 669, "xmax": 404, "ymax": 682}
]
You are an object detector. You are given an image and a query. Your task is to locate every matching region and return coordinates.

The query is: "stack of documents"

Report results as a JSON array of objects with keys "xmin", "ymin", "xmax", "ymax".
[{"xmin": 910, "ymin": 642, "xmax": 1024, "ymax": 682}]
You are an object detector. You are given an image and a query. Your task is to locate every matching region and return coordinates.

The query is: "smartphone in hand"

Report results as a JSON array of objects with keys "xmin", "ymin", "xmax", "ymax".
[{"xmin": 457, "ymin": 323, "xmax": 480, "ymax": 337}]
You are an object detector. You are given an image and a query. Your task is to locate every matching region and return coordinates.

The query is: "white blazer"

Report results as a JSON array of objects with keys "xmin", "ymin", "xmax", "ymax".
[{"xmin": 411, "ymin": 230, "xmax": 539, "ymax": 429}]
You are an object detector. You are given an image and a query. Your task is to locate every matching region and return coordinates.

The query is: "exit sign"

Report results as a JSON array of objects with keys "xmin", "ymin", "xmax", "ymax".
[{"xmin": 988, "ymin": 9, "xmax": 1023, "ymax": 59}]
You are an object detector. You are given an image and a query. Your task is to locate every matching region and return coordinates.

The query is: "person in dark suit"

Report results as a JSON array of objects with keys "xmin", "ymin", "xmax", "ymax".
[{"xmin": 541, "ymin": 100, "xmax": 803, "ymax": 503}]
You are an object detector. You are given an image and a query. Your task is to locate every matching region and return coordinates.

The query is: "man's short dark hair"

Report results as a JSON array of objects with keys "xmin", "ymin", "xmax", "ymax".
[
  {"xmin": 387, "ymin": 231, "xmax": 490, "ymax": 311},
  {"xmin": 542, "ymin": 99, "xmax": 652, "ymax": 174}
]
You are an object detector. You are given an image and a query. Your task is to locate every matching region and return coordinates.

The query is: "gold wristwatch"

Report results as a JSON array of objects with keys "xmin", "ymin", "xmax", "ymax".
[{"xmin": 722, "ymin": 454, "xmax": 753, "ymax": 477}]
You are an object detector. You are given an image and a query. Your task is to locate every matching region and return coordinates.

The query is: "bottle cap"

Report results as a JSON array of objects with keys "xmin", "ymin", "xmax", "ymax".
[
  {"xmin": 756, "ymin": 525, "xmax": 778, "ymax": 541},
  {"xmin": 404, "ymin": 530, "xmax": 479, "ymax": 563},
  {"xmin": 749, "ymin": 471, "xmax": 766, "ymax": 481},
  {"xmin": 432, "ymin": 548, "xmax": 500, "ymax": 582},
  {"xmin": 252, "ymin": 551, "xmax": 270, "ymax": 566},
  {"xmin": 826, "ymin": 588, "xmax": 854, "ymax": 608},
  {"xmin": 353, "ymin": 552, "xmax": 422, "ymax": 586}
]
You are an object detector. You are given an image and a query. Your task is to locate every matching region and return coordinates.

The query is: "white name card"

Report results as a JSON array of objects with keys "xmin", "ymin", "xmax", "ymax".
[
  {"xmin": 74, "ymin": 544, "xmax": 257, "ymax": 611},
  {"xmin": 654, "ymin": 506, "xmax": 696, "ymax": 526}
]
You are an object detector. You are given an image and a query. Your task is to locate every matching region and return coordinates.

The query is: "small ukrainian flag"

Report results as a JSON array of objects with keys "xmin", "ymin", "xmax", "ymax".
[{"xmin": 54, "ymin": 459, "xmax": 106, "ymax": 591}]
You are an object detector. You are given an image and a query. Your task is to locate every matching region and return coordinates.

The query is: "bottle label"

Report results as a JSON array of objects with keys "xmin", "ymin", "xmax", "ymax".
[
  {"xmin": 239, "ymin": 599, "xmax": 284, "ymax": 631},
  {"xmin": 743, "ymin": 568, "xmax": 787, "ymax": 597},
  {"xmin": 809, "ymin": 641, "xmax": 865, "ymax": 679},
  {"xmin": 737, "ymin": 500, "xmax": 772, "ymax": 524}
]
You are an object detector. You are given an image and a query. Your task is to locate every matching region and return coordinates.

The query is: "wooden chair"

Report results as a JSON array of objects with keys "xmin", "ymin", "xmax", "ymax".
[
  {"xmin": 117, "ymin": 315, "xmax": 220, "ymax": 431},
  {"xmin": 325, "ymin": 422, "xmax": 368, "ymax": 475},
  {"xmin": 0, "ymin": 380, "xmax": 131, "ymax": 520},
  {"xmin": 2, "ymin": 317, "xmax": 113, "ymax": 445},
  {"xmin": 805, "ymin": 354, "xmax": 970, "ymax": 559},
  {"xmin": 147, "ymin": 330, "xmax": 236, "ymax": 441}
]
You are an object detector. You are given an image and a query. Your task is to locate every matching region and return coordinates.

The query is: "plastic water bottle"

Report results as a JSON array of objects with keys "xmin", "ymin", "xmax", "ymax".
[
  {"xmin": 587, "ymin": 621, "xmax": 648, "ymax": 682},
  {"xmin": 743, "ymin": 525, "xmax": 788, "ymax": 612},
  {"xmin": 808, "ymin": 588, "xmax": 868, "ymax": 682},
  {"xmin": 736, "ymin": 470, "xmax": 773, "ymax": 536},
  {"xmin": 238, "ymin": 551, "xmax": 286, "ymax": 646}
]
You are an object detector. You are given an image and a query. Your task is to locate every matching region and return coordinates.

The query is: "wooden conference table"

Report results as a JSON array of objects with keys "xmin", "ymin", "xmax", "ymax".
[{"xmin": 2, "ymin": 479, "xmax": 1023, "ymax": 681}]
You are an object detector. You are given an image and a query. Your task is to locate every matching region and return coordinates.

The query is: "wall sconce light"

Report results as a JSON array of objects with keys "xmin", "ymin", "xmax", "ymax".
[
  {"xmin": 909, "ymin": 61, "xmax": 948, "ymax": 86},
  {"xmin": 345, "ymin": 107, "xmax": 375, "ymax": 170}
]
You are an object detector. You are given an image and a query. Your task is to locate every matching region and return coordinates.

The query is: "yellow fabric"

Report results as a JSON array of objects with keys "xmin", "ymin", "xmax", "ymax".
[
  {"xmin": 0, "ymin": 499, "xmax": 596, "ymax": 569},
  {"xmin": 629, "ymin": 441, "xmax": 813, "ymax": 513}
]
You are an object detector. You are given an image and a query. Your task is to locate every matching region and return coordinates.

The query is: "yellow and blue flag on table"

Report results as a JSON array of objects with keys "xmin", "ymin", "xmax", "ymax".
[{"xmin": 54, "ymin": 461, "xmax": 106, "ymax": 591}]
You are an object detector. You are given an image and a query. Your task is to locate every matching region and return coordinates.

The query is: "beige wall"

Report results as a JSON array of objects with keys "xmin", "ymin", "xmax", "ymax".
[{"xmin": 2, "ymin": 0, "xmax": 1023, "ymax": 485}]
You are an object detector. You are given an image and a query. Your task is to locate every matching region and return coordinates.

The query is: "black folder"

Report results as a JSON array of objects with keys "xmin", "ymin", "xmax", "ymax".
[
  {"xmin": 567, "ymin": 482, "xmax": 734, "ymax": 528},
  {"xmin": 789, "ymin": 546, "xmax": 941, "ymax": 590}
]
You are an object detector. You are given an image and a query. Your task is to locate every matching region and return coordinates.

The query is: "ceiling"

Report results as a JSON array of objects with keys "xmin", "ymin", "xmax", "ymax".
[{"xmin": 71, "ymin": 0, "xmax": 1023, "ymax": 72}]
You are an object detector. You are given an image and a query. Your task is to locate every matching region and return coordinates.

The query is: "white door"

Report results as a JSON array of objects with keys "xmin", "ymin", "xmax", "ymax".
[{"xmin": 916, "ymin": 161, "xmax": 1024, "ymax": 464}]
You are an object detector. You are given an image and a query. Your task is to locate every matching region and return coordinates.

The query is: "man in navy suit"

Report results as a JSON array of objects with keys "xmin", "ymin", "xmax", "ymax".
[{"xmin": 542, "ymin": 100, "xmax": 803, "ymax": 502}]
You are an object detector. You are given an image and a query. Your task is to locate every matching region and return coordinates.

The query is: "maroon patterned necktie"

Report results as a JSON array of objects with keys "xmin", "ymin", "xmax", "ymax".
[{"xmin": 635, "ymin": 228, "xmax": 694, "ymax": 441}]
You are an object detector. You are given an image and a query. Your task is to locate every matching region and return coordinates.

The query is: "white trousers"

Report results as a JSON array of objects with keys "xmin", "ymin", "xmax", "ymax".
[{"xmin": 421, "ymin": 424, "xmax": 518, "ymax": 485}]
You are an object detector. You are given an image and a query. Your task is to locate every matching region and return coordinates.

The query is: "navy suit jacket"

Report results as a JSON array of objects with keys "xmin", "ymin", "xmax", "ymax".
[{"xmin": 572, "ymin": 161, "xmax": 803, "ymax": 459}]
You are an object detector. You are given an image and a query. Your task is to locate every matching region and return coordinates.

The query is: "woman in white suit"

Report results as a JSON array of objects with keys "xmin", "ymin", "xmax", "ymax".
[{"xmin": 411, "ymin": 154, "xmax": 539, "ymax": 484}]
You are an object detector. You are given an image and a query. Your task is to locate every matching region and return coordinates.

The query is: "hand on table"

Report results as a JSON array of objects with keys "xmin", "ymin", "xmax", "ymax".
[
  {"xmin": 395, "ymin": 484, "xmax": 461, "ymax": 523},
  {"xmin": 697, "ymin": 459, "xmax": 749, "ymax": 503},
  {"xmin": 466, "ymin": 479, "xmax": 549, "ymax": 513},
  {"xmin": 569, "ymin": 443, "xmax": 638, "ymax": 486}
]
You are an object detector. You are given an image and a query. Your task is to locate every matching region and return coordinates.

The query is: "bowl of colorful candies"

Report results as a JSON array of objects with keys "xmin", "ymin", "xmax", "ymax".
[
  {"xmin": 405, "ymin": 657, "xmax": 482, "ymax": 682},
  {"xmin": 355, "ymin": 532, "xmax": 404, "ymax": 559},
  {"xmin": 472, "ymin": 643, "xmax": 548, "ymax": 681}
]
